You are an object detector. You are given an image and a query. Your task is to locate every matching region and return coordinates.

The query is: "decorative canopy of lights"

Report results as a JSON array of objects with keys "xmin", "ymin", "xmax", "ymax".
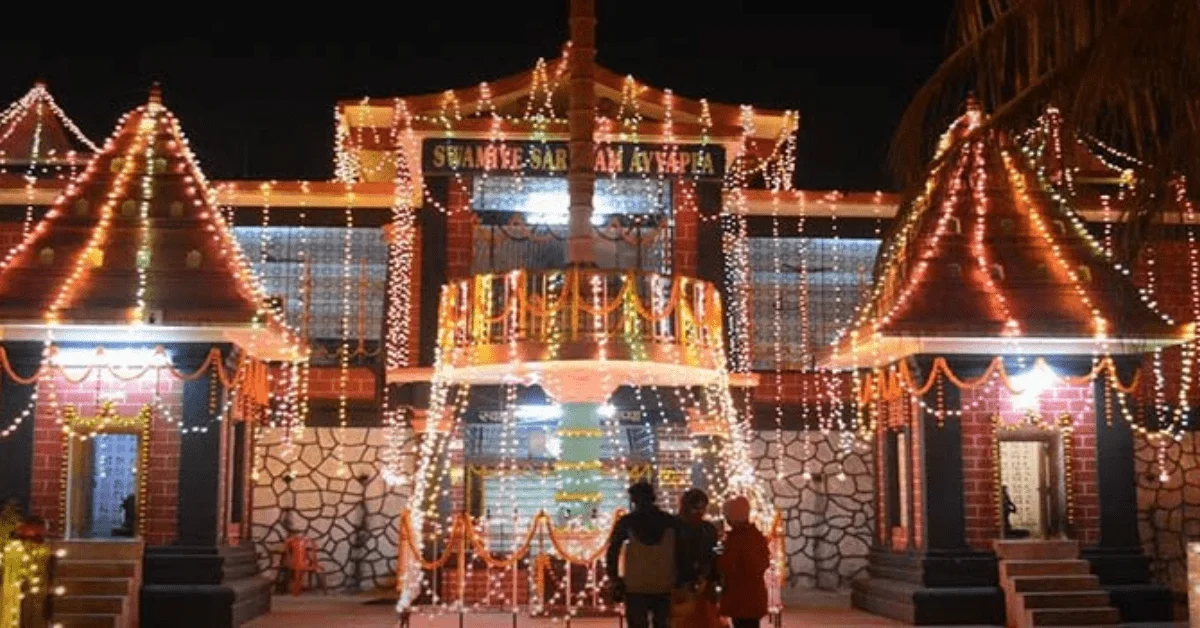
[
  {"xmin": 0, "ymin": 81, "xmax": 97, "ymax": 171},
  {"xmin": 0, "ymin": 85, "xmax": 301, "ymax": 361},
  {"xmin": 827, "ymin": 97, "xmax": 1191, "ymax": 370}
]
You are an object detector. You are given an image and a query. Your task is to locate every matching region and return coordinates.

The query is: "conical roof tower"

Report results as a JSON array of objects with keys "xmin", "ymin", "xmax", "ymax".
[
  {"xmin": 825, "ymin": 98, "xmax": 1189, "ymax": 368},
  {"xmin": 0, "ymin": 81, "xmax": 97, "ymax": 170},
  {"xmin": 0, "ymin": 85, "xmax": 299, "ymax": 360}
]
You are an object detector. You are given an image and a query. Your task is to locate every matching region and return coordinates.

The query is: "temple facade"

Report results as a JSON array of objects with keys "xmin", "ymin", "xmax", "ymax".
[{"xmin": 0, "ymin": 42, "xmax": 1195, "ymax": 627}]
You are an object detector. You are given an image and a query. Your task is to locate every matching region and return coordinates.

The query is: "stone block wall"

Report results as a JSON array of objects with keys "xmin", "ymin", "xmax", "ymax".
[
  {"xmin": 752, "ymin": 430, "xmax": 874, "ymax": 591},
  {"xmin": 1136, "ymin": 430, "xmax": 1200, "ymax": 592},
  {"xmin": 252, "ymin": 427, "xmax": 415, "ymax": 590}
]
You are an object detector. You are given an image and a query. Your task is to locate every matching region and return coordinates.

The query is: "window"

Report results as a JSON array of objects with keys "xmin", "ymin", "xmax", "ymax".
[
  {"xmin": 748, "ymin": 237, "xmax": 880, "ymax": 370},
  {"xmin": 235, "ymin": 226, "xmax": 387, "ymax": 363},
  {"xmin": 470, "ymin": 175, "xmax": 672, "ymax": 273}
]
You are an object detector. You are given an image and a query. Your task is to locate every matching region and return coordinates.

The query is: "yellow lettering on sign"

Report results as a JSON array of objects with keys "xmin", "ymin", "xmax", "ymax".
[
  {"xmin": 431, "ymin": 145, "xmax": 446, "ymax": 169},
  {"xmin": 594, "ymin": 147, "xmax": 609, "ymax": 173},
  {"xmin": 630, "ymin": 149, "xmax": 650, "ymax": 173},
  {"xmin": 553, "ymin": 148, "xmax": 568, "ymax": 171}
]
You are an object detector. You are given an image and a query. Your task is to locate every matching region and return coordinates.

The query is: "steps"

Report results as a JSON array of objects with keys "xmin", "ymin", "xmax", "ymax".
[
  {"xmin": 50, "ymin": 540, "xmax": 143, "ymax": 628},
  {"xmin": 995, "ymin": 540, "xmax": 1118, "ymax": 628}
]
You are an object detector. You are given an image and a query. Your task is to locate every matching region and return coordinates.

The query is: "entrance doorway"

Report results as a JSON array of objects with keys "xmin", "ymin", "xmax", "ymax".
[
  {"xmin": 996, "ymin": 430, "xmax": 1067, "ymax": 540},
  {"xmin": 63, "ymin": 403, "xmax": 149, "ymax": 539}
]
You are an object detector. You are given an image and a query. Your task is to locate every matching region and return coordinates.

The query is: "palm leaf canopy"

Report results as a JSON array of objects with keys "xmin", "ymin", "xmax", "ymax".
[{"xmin": 893, "ymin": 0, "xmax": 1200, "ymax": 214}]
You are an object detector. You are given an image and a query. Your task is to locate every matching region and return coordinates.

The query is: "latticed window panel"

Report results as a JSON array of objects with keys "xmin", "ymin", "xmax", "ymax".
[
  {"xmin": 471, "ymin": 223, "xmax": 669, "ymax": 274},
  {"xmin": 748, "ymin": 237, "xmax": 880, "ymax": 370},
  {"xmin": 469, "ymin": 175, "xmax": 672, "ymax": 274},
  {"xmin": 234, "ymin": 226, "xmax": 387, "ymax": 354}
]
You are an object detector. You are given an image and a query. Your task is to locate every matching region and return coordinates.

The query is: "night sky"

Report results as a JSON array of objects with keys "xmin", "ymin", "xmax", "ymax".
[{"xmin": 5, "ymin": 2, "xmax": 952, "ymax": 191}]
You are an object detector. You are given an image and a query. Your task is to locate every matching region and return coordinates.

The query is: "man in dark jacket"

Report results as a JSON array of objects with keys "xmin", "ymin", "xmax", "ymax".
[{"xmin": 605, "ymin": 482, "xmax": 684, "ymax": 628}]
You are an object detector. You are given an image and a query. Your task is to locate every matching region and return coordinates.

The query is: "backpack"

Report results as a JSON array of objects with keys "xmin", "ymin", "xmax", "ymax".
[{"xmin": 621, "ymin": 527, "xmax": 676, "ymax": 594}]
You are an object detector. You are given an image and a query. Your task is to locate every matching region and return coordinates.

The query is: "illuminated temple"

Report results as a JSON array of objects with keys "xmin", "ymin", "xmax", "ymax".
[{"xmin": 0, "ymin": 5, "xmax": 1198, "ymax": 628}]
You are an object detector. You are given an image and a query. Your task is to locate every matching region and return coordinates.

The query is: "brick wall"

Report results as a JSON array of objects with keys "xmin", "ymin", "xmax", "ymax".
[
  {"xmin": 304, "ymin": 365, "xmax": 377, "ymax": 401},
  {"xmin": 959, "ymin": 380, "xmax": 1098, "ymax": 550},
  {"xmin": 0, "ymin": 221, "xmax": 24, "ymax": 251},
  {"xmin": 673, "ymin": 180, "xmax": 699, "ymax": 277},
  {"xmin": 751, "ymin": 371, "xmax": 853, "ymax": 405},
  {"xmin": 446, "ymin": 181, "xmax": 475, "ymax": 280},
  {"xmin": 30, "ymin": 368, "xmax": 182, "ymax": 544}
]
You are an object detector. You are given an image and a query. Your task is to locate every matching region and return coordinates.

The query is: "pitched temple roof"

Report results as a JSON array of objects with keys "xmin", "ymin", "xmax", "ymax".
[
  {"xmin": 340, "ymin": 48, "xmax": 795, "ymax": 139},
  {"xmin": 0, "ymin": 82, "xmax": 97, "ymax": 170},
  {"xmin": 823, "ymin": 99, "xmax": 1190, "ymax": 369},
  {"xmin": 336, "ymin": 45, "xmax": 799, "ymax": 184},
  {"xmin": 0, "ymin": 85, "xmax": 300, "ymax": 361}
]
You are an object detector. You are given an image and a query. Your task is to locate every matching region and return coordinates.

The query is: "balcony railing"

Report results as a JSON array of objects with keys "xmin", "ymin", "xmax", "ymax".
[{"xmin": 437, "ymin": 269, "xmax": 725, "ymax": 369}]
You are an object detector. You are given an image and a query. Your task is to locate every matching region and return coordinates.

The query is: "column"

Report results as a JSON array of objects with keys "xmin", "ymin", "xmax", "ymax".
[
  {"xmin": 445, "ymin": 180, "xmax": 475, "ymax": 280},
  {"xmin": 554, "ymin": 403, "xmax": 604, "ymax": 523},
  {"xmin": 1081, "ymin": 356, "xmax": 1171, "ymax": 621},
  {"xmin": 915, "ymin": 355, "xmax": 969, "ymax": 552},
  {"xmin": 566, "ymin": 0, "xmax": 597, "ymax": 267},
  {"xmin": 175, "ymin": 344, "xmax": 226, "ymax": 545},
  {"xmin": 1091, "ymin": 356, "xmax": 1140, "ymax": 549},
  {"xmin": 418, "ymin": 179, "xmax": 449, "ymax": 367},
  {"xmin": 0, "ymin": 342, "xmax": 40, "ymax": 513}
]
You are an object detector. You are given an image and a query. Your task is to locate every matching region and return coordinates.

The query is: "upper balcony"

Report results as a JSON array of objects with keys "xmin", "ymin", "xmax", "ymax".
[{"xmin": 427, "ymin": 268, "xmax": 727, "ymax": 401}]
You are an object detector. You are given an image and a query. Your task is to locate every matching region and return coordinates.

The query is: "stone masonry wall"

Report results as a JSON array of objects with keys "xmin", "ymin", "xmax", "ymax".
[
  {"xmin": 252, "ymin": 427, "xmax": 415, "ymax": 590},
  {"xmin": 752, "ymin": 430, "xmax": 874, "ymax": 591},
  {"xmin": 1136, "ymin": 430, "xmax": 1200, "ymax": 592}
]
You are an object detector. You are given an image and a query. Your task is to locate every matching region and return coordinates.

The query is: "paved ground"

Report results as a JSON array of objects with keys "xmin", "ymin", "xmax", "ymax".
[
  {"xmin": 244, "ymin": 594, "xmax": 903, "ymax": 627},
  {"xmin": 244, "ymin": 594, "xmax": 1186, "ymax": 627}
]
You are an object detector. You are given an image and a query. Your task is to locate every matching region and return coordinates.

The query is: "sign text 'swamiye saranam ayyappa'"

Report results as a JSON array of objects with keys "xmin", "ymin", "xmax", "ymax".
[{"xmin": 423, "ymin": 139, "xmax": 725, "ymax": 178}]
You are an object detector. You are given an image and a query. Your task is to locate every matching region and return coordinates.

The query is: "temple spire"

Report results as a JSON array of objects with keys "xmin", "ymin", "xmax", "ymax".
[{"xmin": 566, "ymin": 0, "xmax": 597, "ymax": 266}]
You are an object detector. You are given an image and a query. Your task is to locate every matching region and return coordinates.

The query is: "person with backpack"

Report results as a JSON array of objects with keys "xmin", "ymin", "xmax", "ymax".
[
  {"xmin": 718, "ymin": 495, "xmax": 772, "ymax": 628},
  {"xmin": 605, "ymin": 482, "xmax": 684, "ymax": 628}
]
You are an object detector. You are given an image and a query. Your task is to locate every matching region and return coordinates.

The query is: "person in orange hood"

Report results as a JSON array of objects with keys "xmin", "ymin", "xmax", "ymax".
[{"xmin": 717, "ymin": 496, "xmax": 771, "ymax": 628}]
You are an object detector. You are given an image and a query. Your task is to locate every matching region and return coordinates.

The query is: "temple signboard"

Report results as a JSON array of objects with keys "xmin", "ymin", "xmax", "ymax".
[{"xmin": 422, "ymin": 138, "xmax": 725, "ymax": 179}]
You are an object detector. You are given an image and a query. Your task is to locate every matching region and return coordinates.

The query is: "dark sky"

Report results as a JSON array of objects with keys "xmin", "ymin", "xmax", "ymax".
[{"xmin": 4, "ymin": 1, "xmax": 952, "ymax": 191}]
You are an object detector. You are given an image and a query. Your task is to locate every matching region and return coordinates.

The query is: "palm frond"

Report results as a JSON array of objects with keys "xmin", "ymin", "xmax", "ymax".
[{"xmin": 892, "ymin": 0, "xmax": 1200, "ymax": 198}]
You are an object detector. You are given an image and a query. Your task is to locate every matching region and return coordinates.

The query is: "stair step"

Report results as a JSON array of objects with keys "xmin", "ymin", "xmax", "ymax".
[
  {"xmin": 51, "ymin": 540, "xmax": 144, "ymax": 561},
  {"xmin": 1026, "ymin": 606, "xmax": 1119, "ymax": 626},
  {"xmin": 55, "ymin": 577, "xmax": 132, "ymax": 596},
  {"xmin": 48, "ymin": 612, "xmax": 123, "ymax": 628},
  {"xmin": 56, "ymin": 560, "xmax": 138, "ymax": 578},
  {"xmin": 54, "ymin": 594, "xmax": 128, "ymax": 615},
  {"xmin": 1020, "ymin": 590, "xmax": 1111, "ymax": 609},
  {"xmin": 995, "ymin": 540, "xmax": 1080, "ymax": 561},
  {"xmin": 1011, "ymin": 575, "xmax": 1100, "ymax": 593},
  {"xmin": 1001, "ymin": 559, "xmax": 1091, "ymax": 578}
]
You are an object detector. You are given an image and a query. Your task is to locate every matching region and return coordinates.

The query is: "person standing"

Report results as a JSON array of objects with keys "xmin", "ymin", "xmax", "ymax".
[
  {"xmin": 674, "ymin": 488, "xmax": 721, "ymax": 627},
  {"xmin": 606, "ymin": 482, "xmax": 683, "ymax": 628},
  {"xmin": 718, "ymin": 496, "xmax": 772, "ymax": 628}
]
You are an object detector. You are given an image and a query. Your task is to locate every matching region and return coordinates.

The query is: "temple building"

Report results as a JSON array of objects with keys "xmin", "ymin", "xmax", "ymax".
[
  {"xmin": 0, "ymin": 25, "xmax": 1198, "ymax": 627},
  {"xmin": 0, "ymin": 85, "xmax": 303, "ymax": 626},
  {"xmin": 826, "ymin": 99, "xmax": 1186, "ymax": 624},
  {"xmin": 0, "ymin": 81, "xmax": 96, "ymax": 176}
]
